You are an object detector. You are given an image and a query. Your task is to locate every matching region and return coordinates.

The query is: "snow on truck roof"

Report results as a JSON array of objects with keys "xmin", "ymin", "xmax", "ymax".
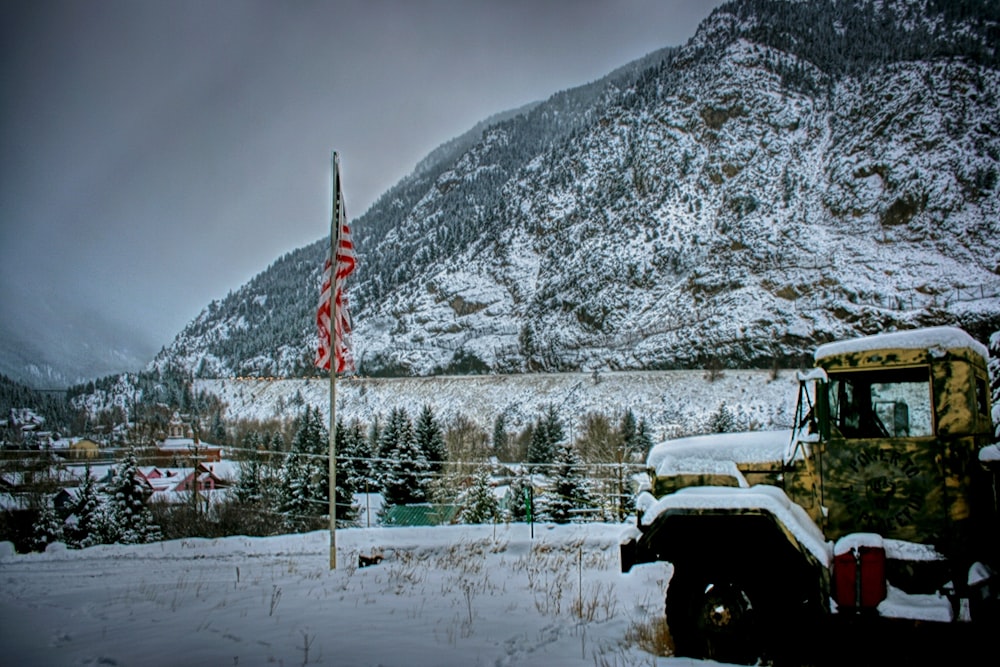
[
  {"xmin": 814, "ymin": 326, "xmax": 988, "ymax": 363},
  {"xmin": 646, "ymin": 429, "xmax": 792, "ymax": 475}
]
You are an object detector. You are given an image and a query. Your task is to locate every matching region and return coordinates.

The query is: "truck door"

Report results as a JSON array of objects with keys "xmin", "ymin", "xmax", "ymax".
[{"xmin": 818, "ymin": 365, "xmax": 941, "ymax": 543}]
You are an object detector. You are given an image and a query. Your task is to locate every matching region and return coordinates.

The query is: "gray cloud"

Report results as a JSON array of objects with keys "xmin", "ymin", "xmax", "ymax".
[{"xmin": 0, "ymin": 0, "xmax": 725, "ymax": 382}]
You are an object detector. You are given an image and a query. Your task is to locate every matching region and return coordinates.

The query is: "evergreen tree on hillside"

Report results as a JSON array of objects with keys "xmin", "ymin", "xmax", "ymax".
[
  {"xmin": 619, "ymin": 409, "xmax": 638, "ymax": 456},
  {"xmin": 32, "ymin": 496, "xmax": 64, "ymax": 551},
  {"xmin": 492, "ymin": 413, "xmax": 512, "ymax": 460},
  {"xmin": 528, "ymin": 404, "xmax": 564, "ymax": 466},
  {"xmin": 209, "ymin": 410, "xmax": 228, "ymax": 446},
  {"xmin": 279, "ymin": 405, "xmax": 328, "ymax": 531},
  {"xmin": 367, "ymin": 414, "xmax": 383, "ymax": 476},
  {"xmin": 505, "ymin": 473, "xmax": 533, "ymax": 522},
  {"xmin": 379, "ymin": 407, "xmax": 429, "ymax": 507},
  {"xmin": 0, "ymin": 374, "xmax": 72, "ymax": 436},
  {"xmin": 519, "ymin": 324, "xmax": 539, "ymax": 371},
  {"xmin": 339, "ymin": 418, "xmax": 373, "ymax": 494},
  {"xmin": 708, "ymin": 403, "xmax": 736, "ymax": 433},
  {"xmin": 104, "ymin": 445, "xmax": 161, "ymax": 545},
  {"xmin": 459, "ymin": 465, "xmax": 499, "ymax": 524},
  {"xmin": 333, "ymin": 416, "xmax": 360, "ymax": 525},
  {"xmin": 377, "ymin": 408, "xmax": 411, "ymax": 459},
  {"xmin": 544, "ymin": 441, "xmax": 594, "ymax": 524},
  {"xmin": 233, "ymin": 430, "xmax": 277, "ymax": 506},
  {"xmin": 636, "ymin": 417, "xmax": 654, "ymax": 456},
  {"xmin": 66, "ymin": 465, "xmax": 109, "ymax": 548},
  {"xmin": 233, "ymin": 430, "xmax": 263, "ymax": 504},
  {"xmin": 414, "ymin": 405, "xmax": 447, "ymax": 475}
]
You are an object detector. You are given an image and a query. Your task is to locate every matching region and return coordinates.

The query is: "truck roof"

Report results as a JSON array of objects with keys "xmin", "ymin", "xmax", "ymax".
[
  {"xmin": 813, "ymin": 326, "xmax": 988, "ymax": 364},
  {"xmin": 647, "ymin": 429, "xmax": 793, "ymax": 474}
]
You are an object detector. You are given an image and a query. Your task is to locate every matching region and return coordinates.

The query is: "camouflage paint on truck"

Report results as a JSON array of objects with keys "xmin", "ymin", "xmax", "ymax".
[
  {"xmin": 789, "ymin": 329, "xmax": 996, "ymax": 574},
  {"xmin": 623, "ymin": 327, "xmax": 999, "ymax": 664}
]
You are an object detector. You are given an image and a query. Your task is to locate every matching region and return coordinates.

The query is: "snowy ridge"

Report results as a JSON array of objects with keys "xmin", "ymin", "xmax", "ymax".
[{"xmin": 198, "ymin": 369, "xmax": 799, "ymax": 437}]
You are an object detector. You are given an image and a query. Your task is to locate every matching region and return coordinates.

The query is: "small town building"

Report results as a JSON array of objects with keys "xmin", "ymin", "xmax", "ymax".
[{"xmin": 152, "ymin": 413, "xmax": 222, "ymax": 466}]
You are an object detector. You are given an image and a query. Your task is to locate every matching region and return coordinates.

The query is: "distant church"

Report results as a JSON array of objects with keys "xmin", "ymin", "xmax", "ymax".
[{"xmin": 154, "ymin": 412, "xmax": 222, "ymax": 465}]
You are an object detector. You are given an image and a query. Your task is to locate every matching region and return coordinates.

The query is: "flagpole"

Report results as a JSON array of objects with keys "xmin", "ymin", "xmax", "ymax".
[{"xmin": 328, "ymin": 151, "xmax": 341, "ymax": 570}]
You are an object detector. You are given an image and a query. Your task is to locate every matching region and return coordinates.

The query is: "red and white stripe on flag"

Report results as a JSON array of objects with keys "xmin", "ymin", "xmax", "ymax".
[{"xmin": 316, "ymin": 220, "xmax": 357, "ymax": 373}]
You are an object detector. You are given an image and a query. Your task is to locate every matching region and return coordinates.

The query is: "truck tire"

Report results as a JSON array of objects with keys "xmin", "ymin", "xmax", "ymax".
[{"xmin": 665, "ymin": 566, "xmax": 764, "ymax": 665}]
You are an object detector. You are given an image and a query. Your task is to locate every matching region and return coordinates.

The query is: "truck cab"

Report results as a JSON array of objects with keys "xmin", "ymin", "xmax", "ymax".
[{"xmin": 621, "ymin": 326, "xmax": 999, "ymax": 664}]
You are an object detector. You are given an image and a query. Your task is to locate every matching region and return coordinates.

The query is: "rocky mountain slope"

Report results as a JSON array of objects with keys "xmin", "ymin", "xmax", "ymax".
[{"xmin": 151, "ymin": 0, "xmax": 1000, "ymax": 380}]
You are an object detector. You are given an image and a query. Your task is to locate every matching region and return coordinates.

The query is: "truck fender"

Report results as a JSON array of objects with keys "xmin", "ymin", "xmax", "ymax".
[{"xmin": 625, "ymin": 486, "xmax": 831, "ymax": 606}]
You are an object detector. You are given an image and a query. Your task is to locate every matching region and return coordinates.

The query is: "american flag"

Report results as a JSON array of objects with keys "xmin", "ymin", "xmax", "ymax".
[{"xmin": 316, "ymin": 179, "xmax": 357, "ymax": 373}]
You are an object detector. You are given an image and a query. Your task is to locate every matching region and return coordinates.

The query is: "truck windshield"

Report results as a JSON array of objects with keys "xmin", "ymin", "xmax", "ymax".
[{"xmin": 828, "ymin": 367, "xmax": 933, "ymax": 439}]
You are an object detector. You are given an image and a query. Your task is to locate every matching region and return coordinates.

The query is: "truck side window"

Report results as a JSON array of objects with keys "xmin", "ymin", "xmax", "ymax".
[{"xmin": 828, "ymin": 367, "xmax": 932, "ymax": 438}]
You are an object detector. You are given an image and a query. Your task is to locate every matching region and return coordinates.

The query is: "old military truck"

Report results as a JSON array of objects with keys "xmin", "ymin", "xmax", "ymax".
[{"xmin": 620, "ymin": 326, "xmax": 999, "ymax": 664}]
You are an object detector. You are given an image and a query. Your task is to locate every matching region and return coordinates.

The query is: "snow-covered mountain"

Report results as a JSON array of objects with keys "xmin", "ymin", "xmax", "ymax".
[{"xmin": 152, "ymin": 0, "xmax": 1000, "ymax": 380}]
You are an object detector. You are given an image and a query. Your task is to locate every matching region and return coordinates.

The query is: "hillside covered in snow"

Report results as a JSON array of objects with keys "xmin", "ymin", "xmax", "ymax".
[
  {"xmin": 146, "ymin": 0, "xmax": 999, "ymax": 382},
  {"xmin": 197, "ymin": 369, "xmax": 798, "ymax": 441}
]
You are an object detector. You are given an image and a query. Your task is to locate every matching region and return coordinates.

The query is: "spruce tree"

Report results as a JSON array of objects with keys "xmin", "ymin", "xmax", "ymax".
[
  {"xmin": 708, "ymin": 403, "xmax": 736, "ymax": 433},
  {"xmin": 234, "ymin": 430, "xmax": 266, "ymax": 505},
  {"xmin": 545, "ymin": 441, "xmax": 594, "ymax": 524},
  {"xmin": 367, "ymin": 414, "xmax": 383, "ymax": 482},
  {"xmin": 32, "ymin": 496, "xmax": 64, "ymax": 551},
  {"xmin": 333, "ymin": 416, "xmax": 361, "ymax": 525},
  {"xmin": 619, "ymin": 409, "xmax": 638, "ymax": 456},
  {"xmin": 105, "ymin": 445, "xmax": 161, "ymax": 544},
  {"xmin": 414, "ymin": 405, "xmax": 446, "ymax": 475},
  {"xmin": 229, "ymin": 429, "xmax": 283, "ymax": 535},
  {"xmin": 340, "ymin": 418, "xmax": 374, "ymax": 494},
  {"xmin": 459, "ymin": 465, "xmax": 498, "ymax": 524},
  {"xmin": 379, "ymin": 407, "xmax": 429, "ymax": 507},
  {"xmin": 209, "ymin": 410, "xmax": 227, "ymax": 446},
  {"xmin": 635, "ymin": 418, "xmax": 654, "ymax": 457},
  {"xmin": 378, "ymin": 408, "xmax": 411, "ymax": 459},
  {"xmin": 280, "ymin": 406, "xmax": 328, "ymax": 532},
  {"xmin": 505, "ymin": 473, "xmax": 533, "ymax": 522},
  {"xmin": 527, "ymin": 404, "xmax": 563, "ymax": 466},
  {"xmin": 66, "ymin": 464, "xmax": 108, "ymax": 548},
  {"xmin": 492, "ymin": 413, "xmax": 511, "ymax": 460}
]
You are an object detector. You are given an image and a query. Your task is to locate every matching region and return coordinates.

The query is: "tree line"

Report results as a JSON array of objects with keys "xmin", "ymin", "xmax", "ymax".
[{"xmin": 19, "ymin": 401, "xmax": 661, "ymax": 552}]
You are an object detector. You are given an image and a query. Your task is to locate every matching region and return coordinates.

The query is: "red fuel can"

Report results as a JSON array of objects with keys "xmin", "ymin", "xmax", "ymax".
[{"xmin": 832, "ymin": 545, "xmax": 887, "ymax": 609}]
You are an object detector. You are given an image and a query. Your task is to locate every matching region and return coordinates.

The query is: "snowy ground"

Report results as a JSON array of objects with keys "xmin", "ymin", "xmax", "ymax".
[
  {"xmin": 0, "ymin": 523, "xmax": 987, "ymax": 666},
  {"xmin": 1, "ymin": 523, "xmax": 690, "ymax": 667}
]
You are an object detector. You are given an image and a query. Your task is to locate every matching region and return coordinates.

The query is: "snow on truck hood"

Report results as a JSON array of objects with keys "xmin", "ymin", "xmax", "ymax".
[
  {"xmin": 646, "ymin": 429, "xmax": 794, "ymax": 477},
  {"xmin": 641, "ymin": 484, "xmax": 831, "ymax": 567}
]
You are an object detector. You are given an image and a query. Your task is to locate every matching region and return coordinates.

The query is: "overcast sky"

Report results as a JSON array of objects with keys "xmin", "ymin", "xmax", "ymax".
[{"xmin": 0, "ymin": 0, "xmax": 725, "ymax": 380}]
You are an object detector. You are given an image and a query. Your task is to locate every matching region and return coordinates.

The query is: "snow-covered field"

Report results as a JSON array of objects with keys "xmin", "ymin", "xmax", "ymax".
[
  {"xmin": 1, "ymin": 523, "xmax": 689, "ymax": 667},
  {"xmin": 1, "ymin": 522, "xmax": 986, "ymax": 666}
]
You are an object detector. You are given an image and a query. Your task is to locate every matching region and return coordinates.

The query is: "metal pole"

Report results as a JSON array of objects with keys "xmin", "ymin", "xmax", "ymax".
[{"xmin": 328, "ymin": 152, "xmax": 342, "ymax": 570}]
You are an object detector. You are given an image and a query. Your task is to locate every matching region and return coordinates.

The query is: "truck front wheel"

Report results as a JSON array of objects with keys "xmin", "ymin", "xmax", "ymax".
[{"xmin": 665, "ymin": 567, "xmax": 765, "ymax": 665}]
